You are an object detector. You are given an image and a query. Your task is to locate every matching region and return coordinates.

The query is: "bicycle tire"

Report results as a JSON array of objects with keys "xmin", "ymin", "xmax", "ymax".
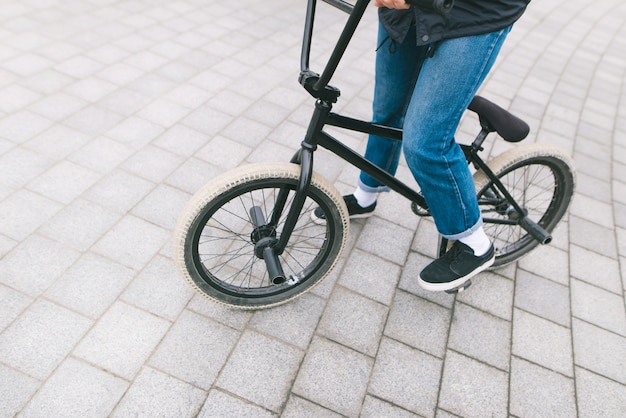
[
  {"xmin": 473, "ymin": 143, "xmax": 575, "ymax": 267},
  {"xmin": 173, "ymin": 162, "xmax": 349, "ymax": 309}
]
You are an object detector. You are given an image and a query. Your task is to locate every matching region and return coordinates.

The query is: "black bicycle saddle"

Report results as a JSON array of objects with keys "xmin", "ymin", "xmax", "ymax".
[{"xmin": 468, "ymin": 95, "xmax": 530, "ymax": 142}]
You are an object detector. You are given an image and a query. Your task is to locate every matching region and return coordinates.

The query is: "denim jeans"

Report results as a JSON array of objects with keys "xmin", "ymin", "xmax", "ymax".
[{"xmin": 359, "ymin": 23, "xmax": 511, "ymax": 240}]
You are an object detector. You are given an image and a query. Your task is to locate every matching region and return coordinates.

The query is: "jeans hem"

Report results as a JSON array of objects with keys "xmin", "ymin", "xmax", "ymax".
[
  {"xmin": 441, "ymin": 218, "xmax": 484, "ymax": 241},
  {"xmin": 357, "ymin": 178, "xmax": 391, "ymax": 194}
]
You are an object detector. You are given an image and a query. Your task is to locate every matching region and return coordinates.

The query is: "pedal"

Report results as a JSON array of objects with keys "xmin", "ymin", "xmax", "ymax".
[{"xmin": 445, "ymin": 279, "xmax": 472, "ymax": 294}]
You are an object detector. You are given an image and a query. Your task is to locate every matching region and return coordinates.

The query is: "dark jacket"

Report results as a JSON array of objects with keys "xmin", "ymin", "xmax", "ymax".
[{"xmin": 380, "ymin": 0, "xmax": 531, "ymax": 45}]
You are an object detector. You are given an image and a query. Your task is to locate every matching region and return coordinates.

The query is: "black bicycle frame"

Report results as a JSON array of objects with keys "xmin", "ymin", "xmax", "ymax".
[{"xmin": 270, "ymin": 0, "xmax": 550, "ymax": 259}]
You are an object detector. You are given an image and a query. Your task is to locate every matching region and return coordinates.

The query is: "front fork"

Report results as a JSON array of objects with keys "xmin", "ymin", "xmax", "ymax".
[{"xmin": 252, "ymin": 99, "xmax": 331, "ymax": 284}]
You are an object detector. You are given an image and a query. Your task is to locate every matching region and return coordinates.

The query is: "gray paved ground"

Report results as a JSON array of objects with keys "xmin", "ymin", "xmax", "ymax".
[{"xmin": 0, "ymin": 0, "xmax": 625, "ymax": 416}]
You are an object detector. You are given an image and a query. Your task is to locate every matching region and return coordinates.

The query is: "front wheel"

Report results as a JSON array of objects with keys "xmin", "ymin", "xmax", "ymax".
[
  {"xmin": 473, "ymin": 143, "xmax": 575, "ymax": 267},
  {"xmin": 173, "ymin": 162, "xmax": 349, "ymax": 309}
]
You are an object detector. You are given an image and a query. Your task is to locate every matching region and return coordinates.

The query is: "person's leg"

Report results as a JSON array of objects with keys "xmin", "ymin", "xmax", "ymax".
[
  {"xmin": 401, "ymin": 27, "xmax": 512, "ymax": 290},
  {"xmin": 355, "ymin": 23, "xmax": 427, "ymax": 198}
]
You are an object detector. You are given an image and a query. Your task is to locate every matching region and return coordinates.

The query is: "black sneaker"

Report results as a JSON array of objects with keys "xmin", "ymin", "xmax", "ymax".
[
  {"xmin": 418, "ymin": 241, "xmax": 495, "ymax": 292},
  {"xmin": 311, "ymin": 194, "xmax": 376, "ymax": 224}
]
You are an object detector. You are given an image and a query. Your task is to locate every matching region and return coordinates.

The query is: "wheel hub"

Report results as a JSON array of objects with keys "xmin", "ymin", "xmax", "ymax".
[{"xmin": 251, "ymin": 225, "xmax": 276, "ymax": 244}]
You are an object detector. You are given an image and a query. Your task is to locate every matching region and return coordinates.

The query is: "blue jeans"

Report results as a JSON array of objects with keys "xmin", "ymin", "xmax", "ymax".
[{"xmin": 359, "ymin": 23, "xmax": 511, "ymax": 240}]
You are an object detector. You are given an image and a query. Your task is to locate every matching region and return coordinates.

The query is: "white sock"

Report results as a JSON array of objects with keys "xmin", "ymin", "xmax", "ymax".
[
  {"xmin": 459, "ymin": 227, "xmax": 491, "ymax": 257},
  {"xmin": 353, "ymin": 187, "xmax": 377, "ymax": 208}
]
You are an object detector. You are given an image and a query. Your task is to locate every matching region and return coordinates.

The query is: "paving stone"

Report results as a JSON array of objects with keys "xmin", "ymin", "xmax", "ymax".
[
  {"xmin": 514, "ymin": 269, "xmax": 571, "ymax": 327},
  {"xmin": 384, "ymin": 290, "xmax": 451, "ymax": 358},
  {"xmin": 222, "ymin": 116, "xmax": 274, "ymax": 149},
  {"xmin": 0, "ymin": 84, "xmax": 41, "ymax": 114},
  {"xmin": 64, "ymin": 105, "xmax": 124, "ymax": 136},
  {"xmin": 136, "ymin": 98, "xmax": 191, "ymax": 128},
  {"xmin": 111, "ymin": 367, "xmax": 205, "ymax": 418},
  {"xmin": 615, "ymin": 201, "xmax": 626, "ymax": 229},
  {"xmin": 197, "ymin": 390, "xmax": 275, "ymax": 418},
  {"xmin": 0, "ymin": 363, "xmax": 40, "ymax": 418},
  {"xmin": 153, "ymin": 124, "xmax": 210, "ymax": 158},
  {"xmin": 130, "ymin": 183, "xmax": 190, "ymax": 229},
  {"xmin": 576, "ymin": 170, "xmax": 612, "ymax": 202},
  {"xmin": 572, "ymin": 318, "xmax": 626, "ymax": 384},
  {"xmin": 246, "ymin": 100, "xmax": 293, "ymax": 128},
  {"xmin": 67, "ymin": 136, "xmax": 134, "ymax": 174},
  {"xmin": 165, "ymin": 157, "xmax": 222, "ymax": 194},
  {"xmin": 157, "ymin": 61, "xmax": 198, "ymax": 83},
  {"xmin": 121, "ymin": 255, "xmax": 194, "ymax": 321},
  {"xmin": 571, "ymin": 279, "xmax": 626, "ymax": 336},
  {"xmin": 309, "ymin": 249, "xmax": 346, "ymax": 300},
  {"xmin": 0, "ymin": 233, "xmax": 17, "ymax": 258},
  {"xmin": 0, "ymin": 188, "xmax": 62, "ymax": 241},
  {"xmin": 45, "ymin": 252, "xmax": 134, "ymax": 319},
  {"xmin": 19, "ymin": 357, "xmax": 128, "ymax": 418},
  {"xmin": 0, "ymin": 299, "xmax": 92, "ymax": 380},
  {"xmin": 74, "ymin": 302, "xmax": 171, "ymax": 380},
  {"xmin": 293, "ymin": 337, "xmax": 372, "ymax": 417},
  {"xmin": 246, "ymin": 139, "xmax": 295, "ymax": 164},
  {"xmin": 575, "ymin": 367, "xmax": 626, "ymax": 418},
  {"xmin": 339, "ymin": 248, "xmax": 401, "ymax": 306},
  {"xmin": 512, "ymin": 309, "xmax": 573, "ymax": 377},
  {"xmin": 181, "ymin": 105, "xmax": 233, "ymax": 137},
  {"xmin": 368, "ymin": 338, "xmax": 441, "ymax": 417},
  {"xmin": 0, "ymin": 234, "xmax": 80, "ymax": 297},
  {"xmin": 105, "ymin": 116, "xmax": 166, "ymax": 150},
  {"xmin": 121, "ymin": 144, "xmax": 184, "ymax": 183},
  {"xmin": 439, "ymin": 351, "xmax": 508, "ymax": 418},
  {"xmin": 374, "ymin": 189, "xmax": 421, "ymax": 231},
  {"xmin": 410, "ymin": 217, "xmax": 439, "ymax": 258},
  {"xmin": 25, "ymin": 124, "xmax": 85, "ymax": 160},
  {"xmin": 456, "ymin": 270, "xmax": 514, "ymax": 320},
  {"xmin": 570, "ymin": 192, "xmax": 614, "ymax": 229},
  {"xmin": 186, "ymin": 294, "xmax": 253, "ymax": 331},
  {"xmin": 360, "ymin": 396, "xmax": 420, "ymax": 418},
  {"xmin": 217, "ymin": 330, "xmax": 303, "ymax": 413},
  {"xmin": 195, "ymin": 135, "xmax": 252, "ymax": 169},
  {"xmin": 250, "ymin": 292, "xmax": 326, "ymax": 350},
  {"xmin": 98, "ymin": 88, "xmax": 151, "ymax": 116},
  {"xmin": 517, "ymin": 243, "xmax": 570, "ymax": 286},
  {"xmin": 0, "ymin": 283, "xmax": 32, "ymax": 333},
  {"xmin": 23, "ymin": 69, "xmax": 74, "ymax": 95},
  {"xmin": 27, "ymin": 160, "xmax": 101, "ymax": 204},
  {"xmin": 83, "ymin": 169, "xmax": 156, "ymax": 214},
  {"xmin": 509, "ymin": 357, "xmax": 576, "ymax": 417},
  {"xmin": 91, "ymin": 214, "xmax": 169, "ymax": 270},
  {"xmin": 569, "ymin": 244, "xmax": 622, "ymax": 294},
  {"xmin": 38, "ymin": 198, "xmax": 121, "ymax": 251},
  {"xmin": 281, "ymin": 395, "xmax": 342, "ymax": 418},
  {"xmin": 65, "ymin": 77, "xmax": 119, "ymax": 104},
  {"xmin": 621, "ymin": 256, "xmax": 626, "ymax": 294},
  {"xmin": 569, "ymin": 216, "xmax": 618, "ymax": 259},
  {"xmin": 448, "ymin": 303, "xmax": 511, "ymax": 371},
  {"xmin": 0, "ymin": 110, "xmax": 54, "ymax": 144},
  {"xmin": 55, "ymin": 55, "xmax": 104, "ymax": 79},
  {"xmin": 356, "ymin": 216, "xmax": 414, "ymax": 266},
  {"xmin": 96, "ymin": 62, "xmax": 144, "ymax": 85},
  {"xmin": 149, "ymin": 310, "xmax": 239, "ymax": 390},
  {"xmin": 29, "ymin": 92, "xmax": 87, "ymax": 122}
]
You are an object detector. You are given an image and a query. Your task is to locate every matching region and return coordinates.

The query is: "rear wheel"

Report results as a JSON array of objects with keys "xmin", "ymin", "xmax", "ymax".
[
  {"xmin": 173, "ymin": 162, "xmax": 349, "ymax": 309},
  {"xmin": 473, "ymin": 143, "xmax": 575, "ymax": 267}
]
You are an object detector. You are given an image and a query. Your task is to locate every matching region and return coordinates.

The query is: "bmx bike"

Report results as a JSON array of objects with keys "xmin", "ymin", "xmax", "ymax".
[{"xmin": 173, "ymin": 0, "xmax": 575, "ymax": 309}]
